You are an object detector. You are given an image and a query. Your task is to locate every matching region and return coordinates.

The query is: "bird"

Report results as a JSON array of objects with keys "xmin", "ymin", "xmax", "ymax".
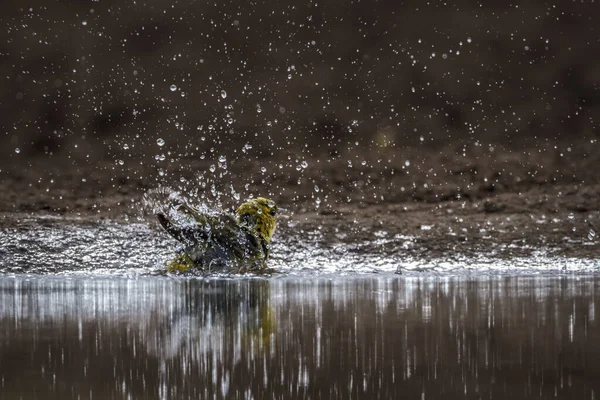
[{"xmin": 157, "ymin": 197, "xmax": 278, "ymax": 273}]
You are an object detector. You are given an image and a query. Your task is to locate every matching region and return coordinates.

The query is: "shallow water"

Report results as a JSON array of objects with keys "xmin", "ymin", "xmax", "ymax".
[
  {"xmin": 0, "ymin": 275, "xmax": 599, "ymax": 399},
  {"xmin": 1, "ymin": 215, "xmax": 599, "ymax": 398},
  {"xmin": 0, "ymin": 215, "xmax": 598, "ymax": 275}
]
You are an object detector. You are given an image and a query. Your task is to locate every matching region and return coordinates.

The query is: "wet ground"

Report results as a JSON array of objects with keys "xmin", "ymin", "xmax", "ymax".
[{"xmin": 0, "ymin": 275, "xmax": 598, "ymax": 399}]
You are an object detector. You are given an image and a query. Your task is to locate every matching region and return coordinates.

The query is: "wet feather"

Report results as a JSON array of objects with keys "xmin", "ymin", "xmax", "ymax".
[{"xmin": 157, "ymin": 197, "xmax": 278, "ymax": 273}]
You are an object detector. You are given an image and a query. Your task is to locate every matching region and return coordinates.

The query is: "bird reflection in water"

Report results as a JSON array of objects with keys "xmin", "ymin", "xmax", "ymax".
[{"xmin": 0, "ymin": 276, "xmax": 598, "ymax": 399}]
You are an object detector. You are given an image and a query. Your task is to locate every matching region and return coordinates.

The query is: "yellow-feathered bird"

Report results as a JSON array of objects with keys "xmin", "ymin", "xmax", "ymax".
[{"xmin": 157, "ymin": 197, "xmax": 278, "ymax": 273}]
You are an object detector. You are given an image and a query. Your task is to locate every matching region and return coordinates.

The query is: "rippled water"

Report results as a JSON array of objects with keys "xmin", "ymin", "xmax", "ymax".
[
  {"xmin": 0, "ymin": 215, "xmax": 598, "ymax": 275},
  {"xmin": 0, "ymin": 276, "xmax": 598, "ymax": 399}
]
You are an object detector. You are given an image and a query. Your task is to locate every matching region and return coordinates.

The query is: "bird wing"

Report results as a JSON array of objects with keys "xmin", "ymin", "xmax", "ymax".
[
  {"xmin": 157, "ymin": 203, "xmax": 235, "ymax": 241},
  {"xmin": 158, "ymin": 203, "xmax": 267, "ymax": 269},
  {"xmin": 157, "ymin": 203, "xmax": 254, "ymax": 247}
]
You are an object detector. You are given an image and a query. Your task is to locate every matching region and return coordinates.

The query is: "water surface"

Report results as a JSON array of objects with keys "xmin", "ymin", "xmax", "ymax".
[
  {"xmin": 0, "ymin": 276, "xmax": 598, "ymax": 399},
  {"xmin": 1, "ymin": 215, "xmax": 598, "ymax": 275}
]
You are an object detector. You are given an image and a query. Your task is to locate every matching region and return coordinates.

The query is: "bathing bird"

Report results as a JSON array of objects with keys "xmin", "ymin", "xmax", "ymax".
[{"xmin": 157, "ymin": 197, "xmax": 278, "ymax": 273}]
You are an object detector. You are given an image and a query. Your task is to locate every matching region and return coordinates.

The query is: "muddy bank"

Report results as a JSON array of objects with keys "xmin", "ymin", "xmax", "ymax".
[{"xmin": 2, "ymin": 140, "xmax": 599, "ymax": 214}]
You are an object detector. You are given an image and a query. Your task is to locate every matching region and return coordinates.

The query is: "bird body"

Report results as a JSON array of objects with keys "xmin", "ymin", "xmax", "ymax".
[{"xmin": 157, "ymin": 197, "xmax": 278, "ymax": 273}]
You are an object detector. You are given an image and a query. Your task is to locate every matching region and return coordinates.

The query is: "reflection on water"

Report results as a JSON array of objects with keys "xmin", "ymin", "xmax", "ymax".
[{"xmin": 0, "ymin": 276, "xmax": 598, "ymax": 399}]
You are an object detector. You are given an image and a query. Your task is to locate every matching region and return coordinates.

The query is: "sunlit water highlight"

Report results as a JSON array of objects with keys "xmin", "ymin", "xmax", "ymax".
[
  {"xmin": 0, "ymin": 216, "xmax": 598, "ymax": 276},
  {"xmin": 0, "ymin": 276, "xmax": 598, "ymax": 399}
]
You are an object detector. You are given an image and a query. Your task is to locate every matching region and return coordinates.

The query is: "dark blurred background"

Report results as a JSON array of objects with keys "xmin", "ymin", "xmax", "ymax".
[
  {"xmin": 1, "ymin": 0, "xmax": 599, "ymax": 211},
  {"xmin": 2, "ymin": 0, "xmax": 599, "ymax": 157}
]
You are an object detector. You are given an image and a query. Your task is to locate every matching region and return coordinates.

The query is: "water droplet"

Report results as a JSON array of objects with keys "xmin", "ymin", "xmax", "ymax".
[
  {"xmin": 568, "ymin": 213, "xmax": 574, "ymax": 220},
  {"xmin": 14, "ymin": 148, "xmax": 20, "ymax": 154},
  {"xmin": 209, "ymin": 165, "xmax": 216, "ymax": 172},
  {"xmin": 170, "ymin": 85, "xmax": 177, "ymax": 92},
  {"xmin": 261, "ymin": 167, "xmax": 267, "ymax": 173},
  {"xmin": 301, "ymin": 161, "xmax": 308, "ymax": 168},
  {"xmin": 156, "ymin": 138, "xmax": 165, "ymax": 146},
  {"xmin": 242, "ymin": 143, "xmax": 253, "ymax": 153},
  {"xmin": 220, "ymin": 90, "xmax": 227, "ymax": 99},
  {"xmin": 219, "ymin": 155, "xmax": 227, "ymax": 163},
  {"xmin": 231, "ymin": 185, "xmax": 240, "ymax": 201},
  {"xmin": 588, "ymin": 229, "xmax": 596, "ymax": 241},
  {"xmin": 314, "ymin": 185, "xmax": 320, "ymax": 193}
]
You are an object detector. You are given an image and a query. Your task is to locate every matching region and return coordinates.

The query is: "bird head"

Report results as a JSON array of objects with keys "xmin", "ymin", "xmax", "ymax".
[{"xmin": 235, "ymin": 197, "xmax": 278, "ymax": 243}]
